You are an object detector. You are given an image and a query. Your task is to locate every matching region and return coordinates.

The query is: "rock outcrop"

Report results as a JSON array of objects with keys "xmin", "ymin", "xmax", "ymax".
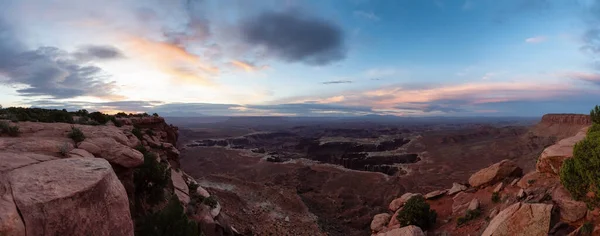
[
  {"xmin": 371, "ymin": 213, "xmax": 391, "ymax": 232},
  {"xmin": 552, "ymin": 186, "xmax": 587, "ymax": 223},
  {"xmin": 540, "ymin": 114, "xmax": 591, "ymax": 126},
  {"xmin": 0, "ymin": 114, "xmax": 238, "ymax": 236},
  {"xmin": 481, "ymin": 202, "xmax": 553, "ymax": 236},
  {"xmin": 536, "ymin": 127, "xmax": 588, "ymax": 174},
  {"xmin": 9, "ymin": 157, "xmax": 133, "ymax": 236},
  {"xmin": 468, "ymin": 159, "xmax": 522, "ymax": 188},
  {"xmin": 389, "ymin": 193, "xmax": 421, "ymax": 211},
  {"xmin": 376, "ymin": 225, "xmax": 425, "ymax": 236}
]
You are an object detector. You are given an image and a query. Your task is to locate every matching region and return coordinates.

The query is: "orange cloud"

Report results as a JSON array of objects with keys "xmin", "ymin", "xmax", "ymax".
[
  {"xmin": 124, "ymin": 36, "xmax": 219, "ymax": 85},
  {"xmin": 231, "ymin": 60, "xmax": 269, "ymax": 72}
]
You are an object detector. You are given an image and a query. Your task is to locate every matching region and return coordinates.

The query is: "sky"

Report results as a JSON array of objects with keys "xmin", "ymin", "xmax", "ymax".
[{"xmin": 1, "ymin": 0, "xmax": 600, "ymax": 117}]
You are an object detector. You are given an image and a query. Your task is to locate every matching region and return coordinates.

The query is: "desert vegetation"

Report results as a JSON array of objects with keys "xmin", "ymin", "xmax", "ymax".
[
  {"xmin": 456, "ymin": 208, "xmax": 481, "ymax": 226},
  {"xmin": 395, "ymin": 196, "xmax": 437, "ymax": 230},
  {"xmin": 68, "ymin": 126, "xmax": 86, "ymax": 143},
  {"xmin": 0, "ymin": 107, "xmax": 155, "ymax": 126},
  {"xmin": 0, "ymin": 121, "xmax": 20, "ymax": 137},
  {"xmin": 134, "ymin": 196, "xmax": 199, "ymax": 236},
  {"xmin": 133, "ymin": 145, "xmax": 170, "ymax": 205},
  {"xmin": 560, "ymin": 105, "xmax": 600, "ymax": 202}
]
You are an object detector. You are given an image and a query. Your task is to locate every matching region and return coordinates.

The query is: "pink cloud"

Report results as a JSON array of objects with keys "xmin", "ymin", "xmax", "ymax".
[
  {"xmin": 525, "ymin": 36, "xmax": 547, "ymax": 43},
  {"xmin": 563, "ymin": 72, "xmax": 600, "ymax": 84}
]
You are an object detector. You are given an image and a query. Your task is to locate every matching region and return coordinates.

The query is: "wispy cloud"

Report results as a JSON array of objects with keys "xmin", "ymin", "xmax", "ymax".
[
  {"xmin": 230, "ymin": 60, "xmax": 269, "ymax": 72},
  {"xmin": 563, "ymin": 71, "xmax": 600, "ymax": 85},
  {"xmin": 353, "ymin": 11, "xmax": 381, "ymax": 21},
  {"xmin": 124, "ymin": 36, "xmax": 219, "ymax": 86},
  {"xmin": 322, "ymin": 80, "xmax": 353, "ymax": 85},
  {"xmin": 525, "ymin": 36, "xmax": 547, "ymax": 43}
]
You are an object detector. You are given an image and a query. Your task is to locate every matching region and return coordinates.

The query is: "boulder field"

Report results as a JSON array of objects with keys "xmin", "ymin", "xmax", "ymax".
[
  {"xmin": 370, "ymin": 118, "xmax": 598, "ymax": 236},
  {"xmin": 0, "ymin": 116, "xmax": 236, "ymax": 236}
]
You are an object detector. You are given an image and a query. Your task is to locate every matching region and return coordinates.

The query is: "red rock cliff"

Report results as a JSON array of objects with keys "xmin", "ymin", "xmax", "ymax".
[{"xmin": 540, "ymin": 114, "xmax": 591, "ymax": 126}]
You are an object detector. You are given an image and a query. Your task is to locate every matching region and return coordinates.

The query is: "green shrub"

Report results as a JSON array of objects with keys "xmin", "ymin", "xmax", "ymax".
[
  {"xmin": 134, "ymin": 196, "xmax": 199, "ymax": 236},
  {"xmin": 492, "ymin": 192, "xmax": 500, "ymax": 203},
  {"xmin": 134, "ymin": 150, "xmax": 170, "ymax": 205},
  {"xmin": 58, "ymin": 142, "xmax": 71, "ymax": 157},
  {"xmin": 145, "ymin": 129, "xmax": 154, "ymax": 136},
  {"xmin": 202, "ymin": 195, "xmax": 218, "ymax": 209},
  {"xmin": 591, "ymin": 105, "xmax": 600, "ymax": 124},
  {"xmin": 132, "ymin": 127, "xmax": 143, "ymax": 140},
  {"xmin": 88, "ymin": 111, "xmax": 109, "ymax": 124},
  {"xmin": 188, "ymin": 182, "xmax": 199, "ymax": 194},
  {"xmin": 560, "ymin": 158, "xmax": 588, "ymax": 200},
  {"xmin": 396, "ymin": 196, "xmax": 437, "ymax": 230},
  {"xmin": 110, "ymin": 116, "xmax": 123, "ymax": 127},
  {"xmin": 115, "ymin": 112, "xmax": 128, "ymax": 118},
  {"xmin": 153, "ymin": 113, "xmax": 159, "ymax": 117},
  {"xmin": 527, "ymin": 179, "xmax": 536, "ymax": 185},
  {"xmin": 77, "ymin": 116, "xmax": 90, "ymax": 125},
  {"xmin": 68, "ymin": 126, "xmax": 86, "ymax": 143},
  {"xmin": 2, "ymin": 107, "xmax": 73, "ymax": 123},
  {"xmin": 6, "ymin": 125, "xmax": 20, "ymax": 137},
  {"xmin": 560, "ymin": 132, "xmax": 600, "ymax": 202},
  {"xmin": 581, "ymin": 221, "xmax": 595, "ymax": 235},
  {"xmin": 589, "ymin": 123, "xmax": 600, "ymax": 134},
  {"xmin": 457, "ymin": 208, "xmax": 481, "ymax": 226},
  {"xmin": 0, "ymin": 121, "xmax": 9, "ymax": 132}
]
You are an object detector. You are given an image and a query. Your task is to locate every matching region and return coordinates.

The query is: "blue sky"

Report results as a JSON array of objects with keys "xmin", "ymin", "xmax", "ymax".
[{"xmin": 0, "ymin": 0, "xmax": 599, "ymax": 116}]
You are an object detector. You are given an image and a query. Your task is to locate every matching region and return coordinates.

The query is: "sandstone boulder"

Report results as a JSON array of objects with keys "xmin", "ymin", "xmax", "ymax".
[
  {"xmin": 0, "ymin": 151, "xmax": 57, "ymax": 172},
  {"xmin": 447, "ymin": 182, "xmax": 467, "ymax": 195},
  {"xmin": 371, "ymin": 213, "xmax": 391, "ymax": 232},
  {"xmin": 552, "ymin": 186, "xmax": 587, "ymax": 223},
  {"xmin": 468, "ymin": 159, "xmax": 522, "ymax": 188},
  {"xmin": 388, "ymin": 209, "xmax": 400, "ymax": 227},
  {"xmin": 468, "ymin": 198, "xmax": 480, "ymax": 211},
  {"xmin": 493, "ymin": 182, "xmax": 504, "ymax": 193},
  {"xmin": 197, "ymin": 186, "xmax": 211, "ymax": 198},
  {"xmin": 424, "ymin": 190, "xmax": 447, "ymax": 199},
  {"xmin": 78, "ymin": 137, "xmax": 143, "ymax": 168},
  {"xmin": 1, "ymin": 137, "xmax": 73, "ymax": 156},
  {"xmin": 452, "ymin": 191, "xmax": 473, "ymax": 215},
  {"xmin": 389, "ymin": 193, "xmax": 422, "ymax": 212},
  {"xmin": 482, "ymin": 202, "xmax": 553, "ymax": 236},
  {"xmin": 67, "ymin": 148, "xmax": 95, "ymax": 158},
  {"xmin": 171, "ymin": 170, "xmax": 189, "ymax": 195},
  {"xmin": 0, "ymin": 175, "xmax": 25, "ymax": 236},
  {"xmin": 376, "ymin": 225, "xmax": 425, "ymax": 236},
  {"xmin": 8, "ymin": 158, "xmax": 133, "ymax": 236},
  {"xmin": 536, "ymin": 128, "xmax": 587, "ymax": 175}
]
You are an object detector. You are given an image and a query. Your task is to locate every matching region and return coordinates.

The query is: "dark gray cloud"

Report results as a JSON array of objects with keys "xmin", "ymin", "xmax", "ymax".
[
  {"xmin": 240, "ymin": 10, "xmax": 346, "ymax": 66},
  {"xmin": 73, "ymin": 45, "xmax": 125, "ymax": 61},
  {"xmin": 322, "ymin": 80, "xmax": 352, "ymax": 84},
  {"xmin": 0, "ymin": 20, "xmax": 119, "ymax": 99}
]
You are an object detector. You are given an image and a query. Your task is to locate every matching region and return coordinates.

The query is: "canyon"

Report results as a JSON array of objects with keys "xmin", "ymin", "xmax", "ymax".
[
  {"xmin": 0, "ymin": 112, "xmax": 593, "ymax": 236},
  {"xmin": 176, "ymin": 114, "xmax": 591, "ymax": 235}
]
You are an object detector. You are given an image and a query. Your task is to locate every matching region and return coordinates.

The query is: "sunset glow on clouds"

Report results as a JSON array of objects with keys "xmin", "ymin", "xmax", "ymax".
[{"xmin": 0, "ymin": 0, "xmax": 600, "ymax": 116}]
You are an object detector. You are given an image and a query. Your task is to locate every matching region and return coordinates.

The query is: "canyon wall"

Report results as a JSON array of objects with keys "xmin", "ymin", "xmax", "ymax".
[{"xmin": 0, "ymin": 116, "xmax": 235, "ymax": 236}]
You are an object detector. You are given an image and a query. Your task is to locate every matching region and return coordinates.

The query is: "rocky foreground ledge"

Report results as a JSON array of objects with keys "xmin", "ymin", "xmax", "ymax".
[
  {"xmin": 370, "ymin": 122, "xmax": 595, "ymax": 236},
  {"xmin": 0, "ymin": 115, "xmax": 237, "ymax": 236}
]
